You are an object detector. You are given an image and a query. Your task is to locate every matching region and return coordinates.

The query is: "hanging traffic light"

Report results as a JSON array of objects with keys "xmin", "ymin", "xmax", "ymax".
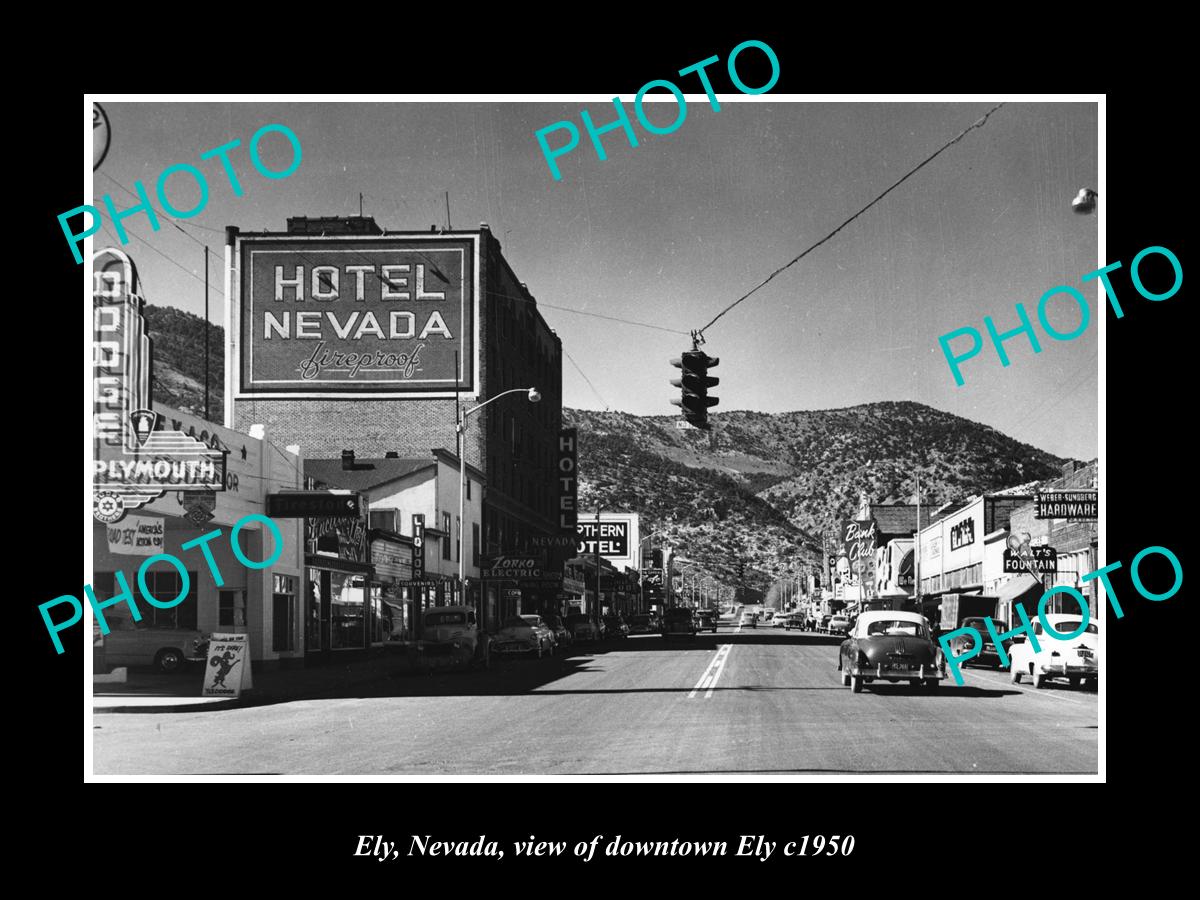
[{"xmin": 670, "ymin": 350, "xmax": 719, "ymax": 429}]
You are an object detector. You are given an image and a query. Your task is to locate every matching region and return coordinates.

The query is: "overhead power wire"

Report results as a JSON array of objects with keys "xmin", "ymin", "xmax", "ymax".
[
  {"xmin": 564, "ymin": 349, "xmax": 611, "ymax": 411},
  {"xmin": 697, "ymin": 103, "xmax": 1008, "ymax": 338}
]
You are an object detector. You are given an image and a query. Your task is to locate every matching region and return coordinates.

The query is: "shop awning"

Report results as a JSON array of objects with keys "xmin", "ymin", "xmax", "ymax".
[{"xmin": 997, "ymin": 574, "xmax": 1043, "ymax": 604}]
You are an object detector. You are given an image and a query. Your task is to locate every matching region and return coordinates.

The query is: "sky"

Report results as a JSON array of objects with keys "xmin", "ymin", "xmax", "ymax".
[{"xmin": 93, "ymin": 98, "xmax": 1098, "ymax": 461}]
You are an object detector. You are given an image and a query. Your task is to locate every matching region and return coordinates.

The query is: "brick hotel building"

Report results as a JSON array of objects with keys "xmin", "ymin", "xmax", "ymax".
[{"xmin": 226, "ymin": 217, "xmax": 565, "ymax": 627}]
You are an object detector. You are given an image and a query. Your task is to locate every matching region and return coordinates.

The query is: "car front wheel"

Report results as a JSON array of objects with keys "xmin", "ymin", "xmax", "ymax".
[
  {"xmin": 1010, "ymin": 666, "xmax": 1021, "ymax": 684},
  {"xmin": 850, "ymin": 675, "xmax": 863, "ymax": 693},
  {"xmin": 1032, "ymin": 668, "xmax": 1045, "ymax": 689},
  {"xmin": 155, "ymin": 648, "xmax": 185, "ymax": 673}
]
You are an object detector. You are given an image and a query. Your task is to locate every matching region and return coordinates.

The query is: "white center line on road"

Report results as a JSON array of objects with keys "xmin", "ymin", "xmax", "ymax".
[{"xmin": 688, "ymin": 643, "xmax": 733, "ymax": 699}]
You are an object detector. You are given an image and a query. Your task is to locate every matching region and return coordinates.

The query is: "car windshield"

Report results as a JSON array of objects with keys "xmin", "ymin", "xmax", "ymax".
[
  {"xmin": 631, "ymin": 616, "xmax": 650, "ymax": 625},
  {"xmin": 566, "ymin": 615, "xmax": 589, "ymax": 626},
  {"xmin": 1045, "ymin": 620, "xmax": 1098, "ymax": 635},
  {"xmin": 667, "ymin": 609, "xmax": 692, "ymax": 620},
  {"xmin": 425, "ymin": 612, "xmax": 466, "ymax": 626},
  {"xmin": 866, "ymin": 620, "xmax": 926, "ymax": 637},
  {"xmin": 501, "ymin": 617, "xmax": 533, "ymax": 629}
]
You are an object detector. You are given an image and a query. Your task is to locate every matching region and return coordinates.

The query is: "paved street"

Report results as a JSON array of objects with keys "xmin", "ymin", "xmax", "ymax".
[{"xmin": 93, "ymin": 627, "xmax": 1097, "ymax": 775}]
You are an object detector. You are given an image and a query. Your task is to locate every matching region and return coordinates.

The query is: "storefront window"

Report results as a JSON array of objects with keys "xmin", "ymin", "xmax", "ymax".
[
  {"xmin": 330, "ymin": 573, "xmax": 365, "ymax": 650},
  {"xmin": 306, "ymin": 569, "xmax": 323, "ymax": 652},
  {"xmin": 273, "ymin": 574, "xmax": 297, "ymax": 652},
  {"xmin": 93, "ymin": 570, "xmax": 197, "ymax": 630}
]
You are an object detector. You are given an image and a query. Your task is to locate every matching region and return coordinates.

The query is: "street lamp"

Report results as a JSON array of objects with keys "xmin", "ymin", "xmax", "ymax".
[{"xmin": 456, "ymin": 387, "xmax": 541, "ymax": 615}]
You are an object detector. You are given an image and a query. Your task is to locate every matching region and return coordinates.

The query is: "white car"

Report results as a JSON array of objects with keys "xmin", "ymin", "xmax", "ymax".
[
  {"xmin": 1008, "ymin": 613, "xmax": 1098, "ymax": 689},
  {"xmin": 828, "ymin": 614, "xmax": 852, "ymax": 636}
]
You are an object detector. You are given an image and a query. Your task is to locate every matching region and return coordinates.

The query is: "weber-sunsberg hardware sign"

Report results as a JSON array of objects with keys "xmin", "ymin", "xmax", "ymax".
[
  {"xmin": 92, "ymin": 248, "xmax": 226, "ymax": 524},
  {"xmin": 235, "ymin": 234, "xmax": 479, "ymax": 398}
]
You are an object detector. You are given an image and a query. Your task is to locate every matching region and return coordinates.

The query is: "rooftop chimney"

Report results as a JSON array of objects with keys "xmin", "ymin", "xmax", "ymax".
[
  {"xmin": 341, "ymin": 449, "xmax": 355, "ymax": 470},
  {"xmin": 385, "ymin": 451, "xmax": 399, "ymax": 459}
]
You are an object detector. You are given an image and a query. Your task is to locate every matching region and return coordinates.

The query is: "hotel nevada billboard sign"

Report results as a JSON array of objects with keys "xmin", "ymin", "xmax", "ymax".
[
  {"xmin": 233, "ymin": 233, "xmax": 480, "ymax": 399},
  {"xmin": 92, "ymin": 248, "xmax": 226, "ymax": 524}
]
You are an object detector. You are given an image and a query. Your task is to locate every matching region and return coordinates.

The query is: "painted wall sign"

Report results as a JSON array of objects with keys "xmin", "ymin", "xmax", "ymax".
[
  {"xmin": 93, "ymin": 248, "xmax": 226, "ymax": 524},
  {"xmin": 950, "ymin": 517, "xmax": 976, "ymax": 551},
  {"xmin": 235, "ymin": 235, "xmax": 480, "ymax": 398}
]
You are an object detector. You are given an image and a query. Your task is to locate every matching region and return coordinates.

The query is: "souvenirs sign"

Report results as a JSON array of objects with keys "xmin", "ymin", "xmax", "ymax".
[
  {"xmin": 93, "ymin": 248, "xmax": 226, "ymax": 523},
  {"xmin": 235, "ymin": 234, "xmax": 480, "ymax": 398}
]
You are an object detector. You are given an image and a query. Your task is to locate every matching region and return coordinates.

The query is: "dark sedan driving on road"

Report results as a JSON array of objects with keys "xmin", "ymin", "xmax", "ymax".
[{"xmin": 838, "ymin": 610, "xmax": 946, "ymax": 693}]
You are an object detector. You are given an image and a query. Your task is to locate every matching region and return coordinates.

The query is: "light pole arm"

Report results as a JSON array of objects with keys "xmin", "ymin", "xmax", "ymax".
[{"xmin": 459, "ymin": 388, "xmax": 539, "ymax": 427}]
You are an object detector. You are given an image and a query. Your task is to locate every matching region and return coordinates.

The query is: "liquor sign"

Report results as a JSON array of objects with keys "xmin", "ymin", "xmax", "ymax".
[
  {"xmin": 267, "ymin": 491, "xmax": 361, "ymax": 518},
  {"xmin": 1036, "ymin": 490, "xmax": 1098, "ymax": 520},
  {"xmin": 93, "ymin": 248, "xmax": 226, "ymax": 524},
  {"xmin": 1003, "ymin": 545, "xmax": 1058, "ymax": 574},
  {"xmin": 411, "ymin": 514, "xmax": 426, "ymax": 581},
  {"xmin": 576, "ymin": 512, "xmax": 639, "ymax": 569},
  {"xmin": 235, "ymin": 234, "xmax": 480, "ymax": 398},
  {"xmin": 557, "ymin": 428, "xmax": 578, "ymax": 532}
]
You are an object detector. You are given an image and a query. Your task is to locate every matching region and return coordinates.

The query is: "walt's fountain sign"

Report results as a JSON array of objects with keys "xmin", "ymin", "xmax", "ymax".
[{"xmin": 92, "ymin": 248, "xmax": 226, "ymax": 524}]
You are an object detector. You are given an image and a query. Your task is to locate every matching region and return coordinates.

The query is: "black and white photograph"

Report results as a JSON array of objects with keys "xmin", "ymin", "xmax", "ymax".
[{"xmin": 71, "ymin": 90, "xmax": 1120, "ymax": 783}]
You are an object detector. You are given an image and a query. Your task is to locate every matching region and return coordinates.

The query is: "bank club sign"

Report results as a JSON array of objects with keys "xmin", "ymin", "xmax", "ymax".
[
  {"xmin": 92, "ymin": 248, "xmax": 226, "ymax": 524},
  {"xmin": 236, "ymin": 234, "xmax": 479, "ymax": 398}
]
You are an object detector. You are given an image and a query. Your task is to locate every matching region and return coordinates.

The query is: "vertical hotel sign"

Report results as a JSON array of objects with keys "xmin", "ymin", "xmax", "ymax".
[
  {"xmin": 92, "ymin": 248, "xmax": 226, "ymax": 524},
  {"xmin": 558, "ymin": 428, "xmax": 578, "ymax": 532},
  {"xmin": 235, "ymin": 234, "xmax": 480, "ymax": 398}
]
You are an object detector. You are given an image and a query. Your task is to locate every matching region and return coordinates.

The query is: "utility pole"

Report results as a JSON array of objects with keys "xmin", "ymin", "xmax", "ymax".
[
  {"xmin": 203, "ymin": 246, "xmax": 210, "ymax": 421},
  {"xmin": 594, "ymin": 506, "xmax": 602, "ymax": 627}
]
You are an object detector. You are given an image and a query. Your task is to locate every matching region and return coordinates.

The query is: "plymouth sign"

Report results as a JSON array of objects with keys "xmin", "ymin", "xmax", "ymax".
[
  {"xmin": 236, "ymin": 234, "xmax": 479, "ymax": 398},
  {"xmin": 93, "ymin": 248, "xmax": 226, "ymax": 523}
]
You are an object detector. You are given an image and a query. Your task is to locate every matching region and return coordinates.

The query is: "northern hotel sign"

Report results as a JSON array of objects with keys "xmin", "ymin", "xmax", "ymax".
[{"xmin": 234, "ymin": 234, "xmax": 480, "ymax": 398}]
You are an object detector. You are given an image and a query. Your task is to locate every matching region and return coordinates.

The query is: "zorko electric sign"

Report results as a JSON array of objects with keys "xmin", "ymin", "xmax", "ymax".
[{"xmin": 234, "ymin": 234, "xmax": 480, "ymax": 398}]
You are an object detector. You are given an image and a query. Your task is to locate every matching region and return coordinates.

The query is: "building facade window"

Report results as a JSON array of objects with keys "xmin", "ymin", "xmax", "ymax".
[
  {"xmin": 218, "ymin": 590, "xmax": 246, "ymax": 628},
  {"xmin": 442, "ymin": 512, "xmax": 452, "ymax": 560},
  {"xmin": 456, "ymin": 515, "xmax": 461, "ymax": 562},
  {"xmin": 329, "ymin": 573, "xmax": 365, "ymax": 650},
  {"xmin": 473, "ymin": 523, "xmax": 480, "ymax": 567},
  {"xmin": 93, "ymin": 570, "xmax": 197, "ymax": 630}
]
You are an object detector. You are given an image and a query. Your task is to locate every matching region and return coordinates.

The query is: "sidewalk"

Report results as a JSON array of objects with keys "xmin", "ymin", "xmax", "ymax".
[{"xmin": 93, "ymin": 644, "xmax": 476, "ymax": 714}]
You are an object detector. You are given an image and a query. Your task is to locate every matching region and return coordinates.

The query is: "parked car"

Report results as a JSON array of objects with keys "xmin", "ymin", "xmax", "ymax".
[
  {"xmin": 738, "ymin": 610, "xmax": 757, "ymax": 629},
  {"xmin": 783, "ymin": 613, "xmax": 804, "ymax": 631},
  {"xmin": 1009, "ymin": 613, "xmax": 1098, "ymax": 689},
  {"xmin": 694, "ymin": 610, "xmax": 718, "ymax": 633},
  {"xmin": 760, "ymin": 610, "xmax": 776, "ymax": 626},
  {"xmin": 542, "ymin": 613, "xmax": 572, "ymax": 649},
  {"xmin": 491, "ymin": 615, "xmax": 556, "ymax": 658},
  {"xmin": 101, "ymin": 619, "xmax": 207, "ymax": 673},
  {"xmin": 662, "ymin": 607, "xmax": 698, "ymax": 641},
  {"xmin": 418, "ymin": 605, "xmax": 486, "ymax": 667},
  {"xmin": 603, "ymin": 615, "xmax": 630, "ymax": 639},
  {"xmin": 628, "ymin": 614, "xmax": 658, "ymax": 635},
  {"xmin": 950, "ymin": 616, "xmax": 1011, "ymax": 668},
  {"xmin": 828, "ymin": 614, "xmax": 852, "ymax": 637},
  {"xmin": 566, "ymin": 613, "xmax": 602, "ymax": 643},
  {"xmin": 818, "ymin": 614, "xmax": 833, "ymax": 633},
  {"xmin": 838, "ymin": 610, "xmax": 947, "ymax": 693}
]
